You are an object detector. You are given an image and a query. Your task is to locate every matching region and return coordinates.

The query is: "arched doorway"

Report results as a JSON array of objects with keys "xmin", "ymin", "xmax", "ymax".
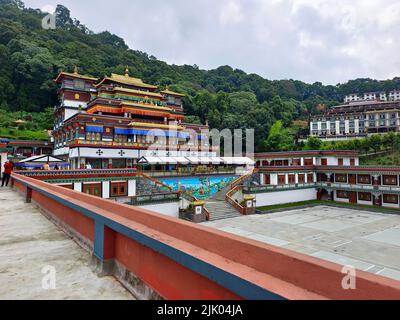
[{"xmin": 317, "ymin": 188, "xmax": 332, "ymax": 201}]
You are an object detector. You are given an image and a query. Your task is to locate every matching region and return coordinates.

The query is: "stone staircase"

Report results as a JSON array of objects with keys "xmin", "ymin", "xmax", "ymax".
[
  {"xmin": 202, "ymin": 171, "xmax": 260, "ymax": 221},
  {"xmin": 205, "ymin": 200, "xmax": 242, "ymax": 221}
]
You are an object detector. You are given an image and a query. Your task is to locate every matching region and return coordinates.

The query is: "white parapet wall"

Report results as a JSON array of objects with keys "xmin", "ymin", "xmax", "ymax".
[
  {"xmin": 382, "ymin": 201, "xmax": 400, "ymax": 209},
  {"xmin": 74, "ymin": 182, "xmax": 82, "ymax": 193},
  {"xmin": 358, "ymin": 199, "xmax": 373, "ymax": 206},
  {"xmin": 255, "ymin": 188, "xmax": 317, "ymax": 207},
  {"xmin": 102, "ymin": 181, "xmax": 110, "ymax": 199},
  {"xmin": 128, "ymin": 180, "xmax": 136, "ymax": 197},
  {"xmin": 138, "ymin": 202, "xmax": 180, "ymax": 218}
]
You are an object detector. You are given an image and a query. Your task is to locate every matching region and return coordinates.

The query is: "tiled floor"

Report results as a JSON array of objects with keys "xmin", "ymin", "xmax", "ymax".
[{"xmin": 203, "ymin": 205, "xmax": 400, "ymax": 281}]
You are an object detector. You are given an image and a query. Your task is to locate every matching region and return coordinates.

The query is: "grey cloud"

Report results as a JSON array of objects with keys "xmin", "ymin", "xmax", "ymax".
[{"xmin": 24, "ymin": 0, "xmax": 400, "ymax": 84}]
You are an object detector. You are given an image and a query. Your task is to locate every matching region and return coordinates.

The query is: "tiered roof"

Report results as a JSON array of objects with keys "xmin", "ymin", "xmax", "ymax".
[
  {"xmin": 54, "ymin": 67, "xmax": 98, "ymax": 83},
  {"xmin": 161, "ymin": 88, "xmax": 185, "ymax": 97}
]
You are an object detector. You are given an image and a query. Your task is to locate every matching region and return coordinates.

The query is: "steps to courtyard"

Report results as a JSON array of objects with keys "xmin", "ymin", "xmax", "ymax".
[{"xmin": 205, "ymin": 200, "xmax": 242, "ymax": 221}]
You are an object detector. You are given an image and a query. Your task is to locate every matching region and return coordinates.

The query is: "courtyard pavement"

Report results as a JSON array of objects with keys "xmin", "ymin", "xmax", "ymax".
[{"xmin": 203, "ymin": 205, "xmax": 400, "ymax": 281}]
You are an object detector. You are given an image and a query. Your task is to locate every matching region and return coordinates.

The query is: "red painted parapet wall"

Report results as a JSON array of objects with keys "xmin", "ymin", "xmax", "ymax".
[{"xmin": 11, "ymin": 173, "xmax": 400, "ymax": 300}]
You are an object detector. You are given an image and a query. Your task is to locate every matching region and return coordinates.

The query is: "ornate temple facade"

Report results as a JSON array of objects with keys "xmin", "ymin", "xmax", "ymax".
[{"xmin": 52, "ymin": 68, "xmax": 220, "ymax": 169}]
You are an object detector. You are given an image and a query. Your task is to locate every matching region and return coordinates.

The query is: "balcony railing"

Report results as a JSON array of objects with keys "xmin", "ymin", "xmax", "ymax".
[
  {"xmin": 243, "ymin": 183, "xmax": 316, "ymax": 193},
  {"xmin": 67, "ymin": 139, "xmax": 219, "ymax": 151},
  {"xmin": 318, "ymin": 182, "xmax": 400, "ymax": 193},
  {"xmin": 129, "ymin": 192, "xmax": 180, "ymax": 205}
]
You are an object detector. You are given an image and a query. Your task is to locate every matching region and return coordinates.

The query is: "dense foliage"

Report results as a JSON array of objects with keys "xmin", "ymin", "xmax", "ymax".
[{"xmin": 1, "ymin": 0, "xmax": 400, "ymax": 150}]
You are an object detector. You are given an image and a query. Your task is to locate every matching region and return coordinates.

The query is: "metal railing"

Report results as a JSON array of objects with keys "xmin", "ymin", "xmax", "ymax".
[
  {"xmin": 225, "ymin": 185, "xmax": 245, "ymax": 214},
  {"xmin": 15, "ymin": 168, "xmax": 138, "ymax": 178},
  {"xmin": 130, "ymin": 192, "xmax": 180, "ymax": 205},
  {"xmin": 243, "ymin": 182, "xmax": 317, "ymax": 193},
  {"xmin": 317, "ymin": 182, "xmax": 400, "ymax": 193}
]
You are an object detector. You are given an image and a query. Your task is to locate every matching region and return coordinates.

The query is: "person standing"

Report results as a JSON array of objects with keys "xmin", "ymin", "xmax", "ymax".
[
  {"xmin": 1, "ymin": 161, "xmax": 13, "ymax": 187},
  {"xmin": 43, "ymin": 162, "xmax": 50, "ymax": 171}
]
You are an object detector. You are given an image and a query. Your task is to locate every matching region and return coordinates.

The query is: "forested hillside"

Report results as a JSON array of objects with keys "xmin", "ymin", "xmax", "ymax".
[{"xmin": 1, "ymin": 0, "xmax": 400, "ymax": 149}]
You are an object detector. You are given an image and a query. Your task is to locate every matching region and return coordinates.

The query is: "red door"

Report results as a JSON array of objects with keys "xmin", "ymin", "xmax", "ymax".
[{"xmin": 349, "ymin": 192, "xmax": 357, "ymax": 204}]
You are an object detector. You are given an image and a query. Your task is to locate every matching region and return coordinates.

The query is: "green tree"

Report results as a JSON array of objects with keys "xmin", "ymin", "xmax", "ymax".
[
  {"xmin": 304, "ymin": 136, "xmax": 322, "ymax": 150},
  {"xmin": 368, "ymin": 135, "xmax": 382, "ymax": 154},
  {"xmin": 263, "ymin": 121, "xmax": 294, "ymax": 151}
]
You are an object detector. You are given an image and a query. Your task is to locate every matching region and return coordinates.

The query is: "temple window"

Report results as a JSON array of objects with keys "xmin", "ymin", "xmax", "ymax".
[
  {"xmin": 383, "ymin": 194, "xmax": 398, "ymax": 204},
  {"xmin": 383, "ymin": 175, "xmax": 398, "ymax": 186},
  {"xmin": 74, "ymin": 79, "xmax": 85, "ymax": 89},
  {"xmin": 336, "ymin": 190, "xmax": 349, "ymax": 199},
  {"xmin": 358, "ymin": 192, "xmax": 372, "ymax": 201},
  {"xmin": 114, "ymin": 134, "xmax": 127, "ymax": 143},
  {"xmin": 167, "ymin": 96, "xmax": 176, "ymax": 104},
  {"xmin": 357, "ymin": 174, "xmax": 371, "ymax": 184},
  {"xmin": 335, "ymin": 174, "xmax": 347, "ymax": 183},
  {"xmin": 86, "ymin": 132, "xmax": 101, "ymax": 141}
]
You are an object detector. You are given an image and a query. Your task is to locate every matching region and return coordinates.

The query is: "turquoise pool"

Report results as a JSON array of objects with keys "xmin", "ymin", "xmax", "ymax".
[{"xmin": 159, "ymin": 175, "xmax": 238, "ymax": 200}]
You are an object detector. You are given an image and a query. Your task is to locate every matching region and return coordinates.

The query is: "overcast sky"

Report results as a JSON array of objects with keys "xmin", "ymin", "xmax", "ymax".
[{"xmin": 23, "ymin": 0, "xmax": 400, "ymax": 85}]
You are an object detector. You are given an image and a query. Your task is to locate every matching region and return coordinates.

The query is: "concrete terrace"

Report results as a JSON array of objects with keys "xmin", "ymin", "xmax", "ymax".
[
  {"xmin": 0, "ymin": 187, "xmax": 133, "ymax": 300},
  {"xmin": 203, "ymin": 206, "xmax": 400, "ymax": 281}
]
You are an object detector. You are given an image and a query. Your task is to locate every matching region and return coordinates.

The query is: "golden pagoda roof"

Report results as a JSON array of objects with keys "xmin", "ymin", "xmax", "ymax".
[
  {"xmin": 160, "ymin": 88, "xmax": 186, "ymax": 97},
  {"xmin": 97, "ymin": 72, "xmax": 158, "ymax": 89},
  {"xmin": 55, "ymin": 68, "xmax": 98, "ymax": 83},
  {"xmin": 113, "ymin": 87, "xmax": 163, "ymax": 98}
]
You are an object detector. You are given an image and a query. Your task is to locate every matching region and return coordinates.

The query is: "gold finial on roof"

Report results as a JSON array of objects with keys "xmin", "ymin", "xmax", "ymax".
[
  {"xmin": 73, "ymin": 66, "xmax": 79, "ymax": 74},
  {"xmin": 124, "ymin": 65, "xmax": 129, "ymax": 77}
]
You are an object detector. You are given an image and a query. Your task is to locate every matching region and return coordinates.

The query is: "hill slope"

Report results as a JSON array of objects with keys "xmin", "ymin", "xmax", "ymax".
[{"xmin": 1, "ymin": 0, "xmax": 400, "ymax": 149}]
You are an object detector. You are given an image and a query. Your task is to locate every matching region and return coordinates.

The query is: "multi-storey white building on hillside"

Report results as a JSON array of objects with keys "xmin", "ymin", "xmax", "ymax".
[
  {"xmin": 344, "ymin": 91, "xmax": 387, "ymax": 103},
  {"xmin": 389, "ymin": 90, "xmax": 400, "ymax": 101},
  {"xmin": 310, "ymin": 91, "xmax": 400, "ymax": 140}
]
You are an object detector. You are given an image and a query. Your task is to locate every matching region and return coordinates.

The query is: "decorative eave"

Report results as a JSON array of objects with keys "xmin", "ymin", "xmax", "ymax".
[
  {"xmin": 55, "ymin": 71, "xmax": 98, "ymax": 83},
  {"xmin": 112, "ymin": 87, "xmax": 163, "ymax": 98},
  {"xmin": 161, "ymin": 89, "xmax": 186, "ymax": 97},
  {"xmin": 121, "ymin": 101, "xmax": 172, "ymax": 112},
  {"xmin": 96, "ymin": 73, "xmax": 158, "ymax": 90}
]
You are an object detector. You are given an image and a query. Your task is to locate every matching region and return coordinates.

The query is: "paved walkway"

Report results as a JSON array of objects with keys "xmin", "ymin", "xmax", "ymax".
[{"xmin": 0, "ymin": 187, "xmax": 133, "ymax": 300}]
